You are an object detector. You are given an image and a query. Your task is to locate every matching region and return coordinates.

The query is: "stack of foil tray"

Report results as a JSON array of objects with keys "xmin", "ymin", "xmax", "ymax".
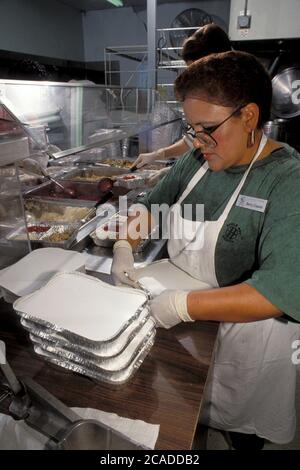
[{"xmin": 13, "ymin": 272, "xmax": 155, "ymax": 385}]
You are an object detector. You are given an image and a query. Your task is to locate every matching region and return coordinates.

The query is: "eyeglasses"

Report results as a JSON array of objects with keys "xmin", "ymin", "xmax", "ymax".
[{"xmin": 183, "ymin": 104, "xmax": 245, "ymax": 149}]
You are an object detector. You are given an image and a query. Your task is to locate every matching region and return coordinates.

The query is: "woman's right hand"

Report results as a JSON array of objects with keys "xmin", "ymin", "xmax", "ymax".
[
  {"xmin": 131, "ymin": 148, "xmax": 165, "ymax": 169},
  {"xmin": 111, "ymin": 240, "xmax": 137, "ymax": 287}
]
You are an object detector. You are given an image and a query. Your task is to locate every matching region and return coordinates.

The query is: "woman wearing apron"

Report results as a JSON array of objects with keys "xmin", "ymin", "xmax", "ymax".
[{"xmin": 111, "ymin": 51, "xmax": 300, "ymax": 449}]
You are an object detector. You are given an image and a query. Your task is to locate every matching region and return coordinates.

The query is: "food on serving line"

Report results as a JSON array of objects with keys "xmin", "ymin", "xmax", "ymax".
[
  {"xmin": 27, "ymin": 225, "xmax": 51, "ymax": 233},
  {"xmin": 12, "ymin": 227, "xmax": 51, "ymax": 241},
  {"xmin": 45, "ymin": 231, "xmax": 73, "ymax": 242},
  {"xmin": 100, "ymin": 159, "xmax": 134, "ymax": 168},
  {"xmin": 13, "ymin": 232, "xmax": 41, "ymax": 241},
  {"xmin": 71, "ymin": 173, "xmax": 122, "ymax": 182},
  {"xmin": 97, "ymin": 177, "xmax": 114, "ymax": 193},
  {"xmin": 119, "ymin": 175, "xmax": 136, "ymax": 180},
  {"xmin": 25, "ymin": 201, "xmax": 91, "ymax": 222}
]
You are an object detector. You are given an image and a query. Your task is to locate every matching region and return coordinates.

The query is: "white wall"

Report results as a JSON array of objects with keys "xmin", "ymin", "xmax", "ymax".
[
  {"xmin": 0, "ymin": 0, "xmax": 84, "ymax": 61},
  {"xmin": 229, "ymin": 0, "xmax": 300, "ymax": 41},
  {"xmin": 83, "ymin": 1, "xmax": 230, "ymax": 62}
]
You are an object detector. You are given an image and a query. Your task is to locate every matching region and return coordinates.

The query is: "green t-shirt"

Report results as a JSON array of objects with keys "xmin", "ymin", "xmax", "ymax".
[{"xmin": 139, "ymin": 144, "xmax": 300, "ymax": 322}]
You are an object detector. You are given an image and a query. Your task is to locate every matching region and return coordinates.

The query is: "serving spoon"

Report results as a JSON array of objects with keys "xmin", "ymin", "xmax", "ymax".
[{"xmin": 21, "ymin": 158, "xmax": 76, "ymax": 198}]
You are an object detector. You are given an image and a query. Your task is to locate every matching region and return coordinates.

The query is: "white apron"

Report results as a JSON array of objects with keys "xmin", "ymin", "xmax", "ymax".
[{"xmin": 167, "ymin": 134, "xmax": 300, "ymax": 443}]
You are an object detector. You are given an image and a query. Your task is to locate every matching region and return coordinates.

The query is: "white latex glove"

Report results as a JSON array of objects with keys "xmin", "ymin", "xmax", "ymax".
[
  {"xmin": 150, "ymin": 290, "xmax": 194, "ymax": 329},
  {"xmin": 132, "ymin": 148, "xmax": 165, "ymax": 169},
  {"xmin": 111, "ymin": 240, "xmax": 138, "ymax": 287},
  {"xmin": 147, "ymin": 167, "xmax": 170, "ymax": 187}
]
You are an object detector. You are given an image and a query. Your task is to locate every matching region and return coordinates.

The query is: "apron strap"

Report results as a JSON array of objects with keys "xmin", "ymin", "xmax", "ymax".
[
  {"xmin": 218, "ymin": 133, "xmax": 268, "ymax": 222},
  {"xmin": 177, "ymin": 161, "xmax": 209, "ymax": 205}
]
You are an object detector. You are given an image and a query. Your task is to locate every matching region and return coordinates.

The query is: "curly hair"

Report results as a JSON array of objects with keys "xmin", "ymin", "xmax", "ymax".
[
  {"xmin": 181, "ymin": 23, "xmax": 231, "ymax": 63},
  {"xmin": 174, "ymin": 51, "xmax": 272, "ymax": 128}
]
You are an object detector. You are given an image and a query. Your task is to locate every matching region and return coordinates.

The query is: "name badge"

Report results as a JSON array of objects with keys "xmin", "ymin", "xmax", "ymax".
[{"xmin": 236, "ymin": 194, "xmax": 268, "ymax": 213}]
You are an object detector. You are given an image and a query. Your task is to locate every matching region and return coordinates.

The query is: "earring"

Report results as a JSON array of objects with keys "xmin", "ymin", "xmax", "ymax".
[{"xmin": 247, "ymin": 130, "xmax": 255, "ymax": 147}]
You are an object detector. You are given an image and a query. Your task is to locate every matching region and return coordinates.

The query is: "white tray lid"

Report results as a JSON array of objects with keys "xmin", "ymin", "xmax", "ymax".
[
  {"xmin": 136, "ymin": 259, "xmax": 212, "ymax": 297},
  {"xmin": 0, "ymin": 248, "xmax": 86, "ymax": 296},
  {"xmin": 14, "ymin": 271, "xmax": 148, "ymax": 342}
]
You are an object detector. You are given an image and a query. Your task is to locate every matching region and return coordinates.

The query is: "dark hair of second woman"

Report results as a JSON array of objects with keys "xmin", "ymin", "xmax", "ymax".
[
  {"xmin": 181, "ymin": 23, "xmax": 232, "ymax": 63},
  {"xmin": 174, "ymin": 51, "xmax": 272, "ymax": 128}
]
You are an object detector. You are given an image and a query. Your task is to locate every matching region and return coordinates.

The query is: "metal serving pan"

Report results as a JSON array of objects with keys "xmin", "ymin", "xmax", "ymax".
[
  {"xmin": 24, "ymin": 199, "xmax": 96, "ymax": 224},
  {"xmin": 6, "ymin": 222, "xmax": 80, "ymax": 249},
  {"xmin": 60, "ymin": 166, "xmax": 129, "ymax": 182},
  {"xmin": 24, "ymin": 180, "xmax": 113, "ymax": 207},
  {"xmin": 94, "ymin": 157, "xmax": 136, "ymax": 169}
]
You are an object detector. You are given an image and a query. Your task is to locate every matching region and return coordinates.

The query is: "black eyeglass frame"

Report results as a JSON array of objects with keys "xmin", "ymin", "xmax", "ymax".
[{"xmin": 183, "ymin": 103, "xmax": 246, "ymax": 148}]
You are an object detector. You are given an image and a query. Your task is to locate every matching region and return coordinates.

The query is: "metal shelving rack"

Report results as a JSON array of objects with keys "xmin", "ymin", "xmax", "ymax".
[
  {"xmin": 156, "ymin": 26, "xmax": 198, "ymax": 105},
  {"xmin": 104, "ymin": 45, "xmax": 148, "ymax": 88}
]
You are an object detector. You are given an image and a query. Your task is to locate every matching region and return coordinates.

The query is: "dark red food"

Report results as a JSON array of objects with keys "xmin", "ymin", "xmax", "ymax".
[
  {"xmin": 122, "ymin": 175, "xmax": 136, "ymax": 180},
  {"xmin": 28, "ymin": 225, "xmax": 50, "ymax": 233},
  {"xmin": 98, "ymin": 177, "xmax": 114, "ymax": 193}
]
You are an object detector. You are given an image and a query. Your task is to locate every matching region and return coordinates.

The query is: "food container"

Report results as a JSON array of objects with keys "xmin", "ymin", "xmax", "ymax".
[
  {"xmin": 24, "ymin": 179, "xmax": 114, "ymax": 206},
  {"xmin": 6, "ymin": 222, "xmax": 80, "ymax": 249},
  {"xmin": 48, "ymin": 148, "xmax": 108, "ymax": 167},
  {"xmin": 96, "ymin": 158, "xmax": 136, "ymax": 169},
  {"xmin": 20, "ymin": 305, "xmax": 151, "ymax": 357},
  {"xmin": 29, "ymin": 317, "xmax": 155, "ymax": 371},
  {"xmin": 90, "ymin": 212, "xmax": 153, "ymax": 252},
  {"xmin": 14, "ymin": 271, "xmax": 155, "ymax": 384},
  {"xmin": 31, "ymin": 332, "xmax": 155, "ymax": 385},
  {"xmin": 14, "ymin": 271, "xmax": 149, "ymax": 347},
  {"xmin": 24, "ymin": 199, "xmax": 96, "ymax": 224},
  {"xmin": 113, "ymin": 173, "xmax": 149, "ymax": 190},
  {"xmin": 61, "ymin": 166, "xmax": 128, "ymax": 183}
]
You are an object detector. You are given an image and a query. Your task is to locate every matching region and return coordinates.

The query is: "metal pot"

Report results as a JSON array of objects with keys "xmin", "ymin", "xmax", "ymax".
[
  {"xmin": 272, "ymin": 67, "xmax": 300, "ymax": 118},
  {"xmin": 263, "ymin": 119, "xmax": 288, "ymax": 142}
]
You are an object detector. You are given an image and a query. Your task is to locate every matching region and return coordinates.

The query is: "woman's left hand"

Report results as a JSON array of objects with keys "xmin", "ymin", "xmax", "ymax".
[{"xmin": 149, "ymin": 290, "xmax": 194, "ymax": 329}]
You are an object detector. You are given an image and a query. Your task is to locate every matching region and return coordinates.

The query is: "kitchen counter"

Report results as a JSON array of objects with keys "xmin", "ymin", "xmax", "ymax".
[{"xmin": 0, "ymin": 297, "xmax": 218, "ymax": 450}]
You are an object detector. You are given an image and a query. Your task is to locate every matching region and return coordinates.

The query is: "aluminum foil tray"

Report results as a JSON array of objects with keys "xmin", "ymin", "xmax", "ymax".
[
  {"xmin": 90, "ymin": 212, "xmax": 153, "ymax": 253},
  {"xmin": 38, "ymin": 223, "xmax": 80, "ymax": 248},
  {"xmin": 20, "ymin": 306, "xmax": 151, "ymax": 357},
  {"xmin": 29, "ymin": 317, "xmax": 155, "ymax": 371},
  {"xmin": 14, "ymin": 271, "xmax": 149, "ymax": 348},
  {"xmin": 6, "ymin": 222, "xmax": 78, "ymax": 243},
  {"xmin": 32, "ymin": 332, "xmax": 155, "ymax": 385}
]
